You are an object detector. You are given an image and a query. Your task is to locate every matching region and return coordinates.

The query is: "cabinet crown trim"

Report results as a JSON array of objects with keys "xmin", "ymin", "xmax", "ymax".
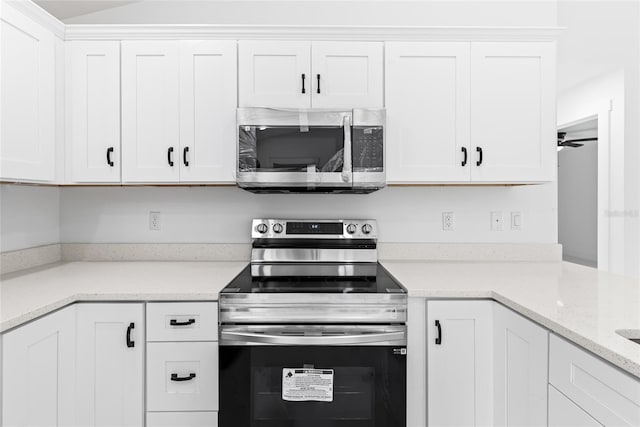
[
  {"xmin": 5, "ymin": 0, "xmax": 66, "ymax": 38},
  {"xmin": 64, "ymin": 24, "xmax": 563, "ymax": 41}
]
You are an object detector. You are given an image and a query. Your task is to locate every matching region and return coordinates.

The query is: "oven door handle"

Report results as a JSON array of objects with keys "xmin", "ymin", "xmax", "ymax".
[{"xmin": 220, "ymin": 330, "xmax": 405, "ymax": 346}]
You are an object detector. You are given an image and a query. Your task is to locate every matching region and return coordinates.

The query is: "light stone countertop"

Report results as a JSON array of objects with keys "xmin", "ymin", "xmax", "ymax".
[
  {"xmin": 381, "ymin": 260, "xmax": 640, "ymax": 378},
  {"xmin": 1, "ymin": 260, "xmax": 639, "ymax": 378}
]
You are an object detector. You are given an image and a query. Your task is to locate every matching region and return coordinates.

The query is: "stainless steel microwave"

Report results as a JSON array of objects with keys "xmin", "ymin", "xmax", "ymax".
[{"xmin": 236, "ymin": 108, "xmax": 386, "ymax": 193}]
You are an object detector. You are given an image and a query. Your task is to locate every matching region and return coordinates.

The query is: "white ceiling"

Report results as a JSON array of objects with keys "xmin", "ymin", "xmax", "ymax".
[{"xmin": 34, "ymin": 0, "xmax": 141, "ymax": 20}]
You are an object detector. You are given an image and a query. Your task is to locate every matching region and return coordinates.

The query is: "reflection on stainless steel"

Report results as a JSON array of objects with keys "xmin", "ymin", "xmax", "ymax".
[
  {"xmin": 252, "ymin": 248, "xmax": 377, "ymax": 263},
  {"xmin": 220, "ymin": 324, "xmax": 406, "ymax": 346},
  {"xmin": 250, "ymin": 263, "xmax": 378, "ymax": 278}
]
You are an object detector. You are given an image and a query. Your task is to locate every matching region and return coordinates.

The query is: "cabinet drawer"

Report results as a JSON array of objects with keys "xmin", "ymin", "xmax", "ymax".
[
  {"xmin": 147, "ymin": 342, "xmax": 218, "ymax": 411},
  {"xmin": 549, "ymin": 334, "xmax": 640, "ymax": 426},
  {"xmin": 147, "ymin": 302, "xmax": 218, "ymax": 342},
  {"xmin": 549, "ymin": 385, "xmax": 602, "ymax": 426},
  {"xmin": 146, "ymin": 411, "xmax": 217, "ymax": 427}
]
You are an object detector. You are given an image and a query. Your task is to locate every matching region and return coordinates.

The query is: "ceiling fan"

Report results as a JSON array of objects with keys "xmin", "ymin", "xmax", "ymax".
[{"xmin": 557, "ymin": 132, "xmax": 597, "ymax": 151}]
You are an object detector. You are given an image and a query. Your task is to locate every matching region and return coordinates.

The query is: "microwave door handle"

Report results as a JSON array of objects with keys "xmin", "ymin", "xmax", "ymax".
[
  {"xmin": 220, "ymin": 330, "xmax": 404, "ymax": 346},
  {"xmin": 341, "ymin": 115, "xmax": 352, "ymax": 183}
]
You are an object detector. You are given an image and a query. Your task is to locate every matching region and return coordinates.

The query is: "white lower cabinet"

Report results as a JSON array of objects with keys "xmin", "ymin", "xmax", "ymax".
[
  {"xmin": 549, "ymin": 385, "xmax": 603, "ymax": 427},
  {"xmin": 549, "ymin": 334, "xmax": 640, "ymax": 427},
  {"xmin": 76, "ymin": 303, "xmax": 145, "ymax": 427},
  {"xmin": 426, "ymin": 300, "xmax": 493, "ymax": 426},
  {"xmin": 147, "ymin": 342, "xmax": 219, "ymax": 412},
  {"xmin": 2, "ymin": 306, "xmax": 76, "ymax": 427},
  {"xmin": 146, "ymin": 411, "xmax": 218, "ymax": 427},
  {"xmin": 493, "ymin": 303, "xmax": 548, "ymax": 426}
]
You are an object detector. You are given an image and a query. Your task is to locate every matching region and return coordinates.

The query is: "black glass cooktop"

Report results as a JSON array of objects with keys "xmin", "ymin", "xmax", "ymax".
[{"xmin": 221, "ymin": 263, "xmax": 406, "ymax": 294}]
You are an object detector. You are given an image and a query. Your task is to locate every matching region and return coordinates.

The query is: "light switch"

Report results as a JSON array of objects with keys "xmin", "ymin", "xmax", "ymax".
[{"xmin": 511, "ymin": 212, "xmax": 522, "ymax": 230}]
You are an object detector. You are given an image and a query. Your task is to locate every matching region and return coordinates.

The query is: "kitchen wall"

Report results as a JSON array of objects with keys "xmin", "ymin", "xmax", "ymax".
[
  {"xmin": 61, "ymin": 0, "xmax": 557, "ymax": 26},
  {"xmin": 59, "ymin": 185, "xmax": 557, "ymax": 244},
  {"xmin": 0, "ymin": 185, "xmax": 61, "ymax": 252}
]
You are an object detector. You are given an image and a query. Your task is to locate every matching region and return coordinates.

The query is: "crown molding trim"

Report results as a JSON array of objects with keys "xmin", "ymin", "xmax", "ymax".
[
  {"xmin": 64, "ymin": 24, "xmax": 563, "ymax": 41},
  {"xmin": 4, "ymin": 0, "xmax": 65, "ymax": 39}
]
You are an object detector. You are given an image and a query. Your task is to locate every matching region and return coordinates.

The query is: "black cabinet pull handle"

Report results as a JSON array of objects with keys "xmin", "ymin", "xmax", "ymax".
[
  {"xmin": 317, "ymin": 74, "xmax": 321, "ymax": 94},
  {"xmin": 171, "ymin": 373, "xmax": 196, "ymax": 382},
  {"xmin": 106, "ymin": 147, "xmax": 114, "ymax": 167},
  {"xmin": 461, "ymin": 147, "xmax": 467, "ymax": 167},
  {"xmin": 170, "ymin": 318, "xmax": 195, "ymax": 326},
  {"xmin": 476, "ymin": 146, "xmax": 483, "ymax": 166},
  {"xmin": 168, "ymin": 147, "xmax": 174, "ymax": 167},
  {"xmin": 301, "ymin": 73, "xmax": 306, "ymax": 94},
  {"xmin": 435, "ymin": 320, "xmax": 442, "ymax": 345},
  {"xmin": 183, "ymin": 147, "xmax": 189, "ymax": 167},
  {"xmin": 126, "ymin": 322, "xmax": 135, "ymax": 348}
]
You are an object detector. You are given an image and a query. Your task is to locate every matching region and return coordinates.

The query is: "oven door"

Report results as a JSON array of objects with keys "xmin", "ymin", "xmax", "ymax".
[
  {"xmin": 219, "ymin": 325, "xmax": 406, "ymax": 427},
  {"xmin": 237, "ymin": 108, "xmax": 353, "ymax": 190}
]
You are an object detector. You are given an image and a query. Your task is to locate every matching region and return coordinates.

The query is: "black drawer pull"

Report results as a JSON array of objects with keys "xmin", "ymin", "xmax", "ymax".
[
  {"xmin": 317, "ymin": 74, "xmax": 321, "ymax": 94},
  {"xmin": 435, "ymin": 320, "xmax": 442, "ymax": 345},
  {"xmin": 126, "ymin": 322, "xmax": 135, "ymax": 348},
  {"xmin": 461, "ymin": 147, "xmax": 467, "ymax": 167},
  {"xmin": 301, "ymin": 74, "xmax": 306, "ymax": 94},
  {"xmin": 168, "ymin": 147, "xmax": 174, "ymax": 167},
  {"xmin": 171, "ymin": 373, "xmax": 196, "ymax": 382},
  {"xmin": 476, "ymin": 146, "xmax": 483, "ymax": 166},
  {"xmin": 170, "ymin": 318, "xmax": 195, "ymax": 326},
  {"xmin": 106, "ymin": 147, "xmax": 114, "ymax": 167}
]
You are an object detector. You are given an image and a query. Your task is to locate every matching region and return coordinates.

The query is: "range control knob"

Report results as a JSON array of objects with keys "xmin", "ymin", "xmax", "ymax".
[
  {"xmin": 256, "ymin": 223, "xmax": 268, "ymax": 234},
  {"xmin": 346, "ymin": 224, "xmax": 357, "ymax": 234},
  {"xmin": 273, "ymin": 223, "xmax": 284, "ymax": 234},
  {"xmin": 362, "ymin": 224, "xmax": 373, "ymax": 234}
]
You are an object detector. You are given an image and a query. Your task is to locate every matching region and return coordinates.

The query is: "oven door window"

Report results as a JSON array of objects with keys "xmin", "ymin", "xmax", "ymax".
[
  {"xmin": 239, "ymin": 126, "xmax": 345, "ymax": 173},
  {"xmin": 219, "ymin": 346, "xmax": 406, "ymax": 427}
]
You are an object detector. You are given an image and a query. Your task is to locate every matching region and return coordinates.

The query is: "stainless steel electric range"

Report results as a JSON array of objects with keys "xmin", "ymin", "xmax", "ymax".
[{"xmin": 218, "ymin": 219, "xmax": 407, "ymax": 427}]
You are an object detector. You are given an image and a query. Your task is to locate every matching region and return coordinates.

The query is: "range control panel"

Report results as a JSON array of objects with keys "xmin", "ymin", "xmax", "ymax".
[{"xmin": 251, "ymin": 219, "xmax": 377, "ymax": 239}]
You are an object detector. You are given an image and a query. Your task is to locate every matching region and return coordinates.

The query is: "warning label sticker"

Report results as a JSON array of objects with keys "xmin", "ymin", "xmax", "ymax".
[{"xmin": 282, "ymin": 368, "xmax": 334, "ymax": 402}]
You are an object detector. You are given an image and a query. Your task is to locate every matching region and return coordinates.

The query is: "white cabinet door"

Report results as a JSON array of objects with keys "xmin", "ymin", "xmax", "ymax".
[
  {"xmin": 385, "ymin": 42, "xmax": 471, "ymax": 183},
  {"xmin": 0, "ymin": 4, "xmax": 55, "ymax": 182},
  {"xmin": 427, "ymin": 300, "xmax": 493, "ymax": 427},
  {"xmin": 67, "ymin": 41, "xmax": 121, "ymax": 183},
  {"xmin": 493, "ymin": 303, "xmax": 548, "ymax": 427},
  {"xmin": 76, "ymin": 303, "xmax": 144, "ymax": 427},
  {"xmin": 179, "ymin": 41, "xmax": 236, "ymax": 183},
  {"xmin": 548, "ymin": 385, "xmax": 603, "ymax": 427},
  {"xmin": 311, "ymin": 42, "xmax": 383, "ymax": 108},
  {"xmin": 239, "ymin": 41, "xmax": 310, "ymax": 108},
  {"xmin": 122, "ymin": 41, "xmax": 180, "ymax": 182},
  {"xmin": 2, "ymin": 306, "xmax": 76, "ymax": 427},
  {"xmin": 470, "ymin": 42, "xmax": 556, "ymax": 182}
]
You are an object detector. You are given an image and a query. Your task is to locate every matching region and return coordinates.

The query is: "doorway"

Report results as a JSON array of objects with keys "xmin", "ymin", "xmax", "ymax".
[{"xmin": 558, "ymin": 118, "xmax": 598, "ymax": 267}]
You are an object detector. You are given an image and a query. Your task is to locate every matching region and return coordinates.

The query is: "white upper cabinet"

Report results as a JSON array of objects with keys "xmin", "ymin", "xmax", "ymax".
[
  {"xmin": 2, "ymin": 306, "xmax": 76, "ymax": 427},
  {"xmin": 384, "ymin": 41, "xmax": 556, "ymax": 183},
  {"xmin": 179, "ymin": 40, "xmax": 237, "ymax": 183},
  {"xmin": 427, "ymin": 300, "xmax": 494, "ymax": 427},
  {"xmin": 76, "ymin": 303, "xmax": 145, "ymax": 427},
  {"xmin": 311, "ymin": 41, "xmax": 383, "ymax": 109},
  {"xmin": 239, "ymin": 41, "xmax": 383, "ymax": 108},
  {"xmin": 1, "ymin": 4, "xmax": 55, "ymax": 182},
  {"xmin": 67, "ymin": 41, "xmax": 121, "ymax": 183},
  {"xmin": 122, "ymin": 41, "xmax": 181, "ymax": 183},
  {"xmin": 239, "ymin": 41, "xmax": 311, "ymax": 108},
  {"xmin": 386, "ymin": 42, "xmax": 471, "ymax": 183},
  {"xmin": 470, "ymin": 42, "xmax": 556, "ymax": 182}
]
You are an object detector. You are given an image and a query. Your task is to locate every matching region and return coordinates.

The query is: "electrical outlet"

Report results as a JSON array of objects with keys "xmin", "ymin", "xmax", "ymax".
[
  {"xmin": 149, "ymin": 211, "xmax": 161, "ymax": 231},
  {"xmin": 442, "ymin": 212, "xmax": 454, "ymax": 231},
  {"xmin": 511, "ymin": 212, "xmax": 522, "ymax": 230},
  {"xmin": 490, "ymin": 211, "xmax": 503, "ymax": 231}
]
